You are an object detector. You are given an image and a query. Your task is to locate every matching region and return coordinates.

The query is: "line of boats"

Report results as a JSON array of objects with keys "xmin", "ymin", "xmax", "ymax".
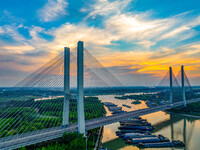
[
  {"xmin": 116, "ymin": 117, "xmax": 185, "ymax": 148},
  {"xmin": 103, "ymin": 102, "xmax": 126, "ymax": 114}
]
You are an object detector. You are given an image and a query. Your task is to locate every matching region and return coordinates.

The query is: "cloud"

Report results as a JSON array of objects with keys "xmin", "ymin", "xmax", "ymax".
[
  {"xmin": 98, "ymin": 42, "xmax": 200, "ymax": 82},
  {"xmin": 82, "ymin": 0, "xmax": 131, "ymax": 19},
  {"xmin": 49, "ymin": 23, "xmax": 118, "ymax": 51},
  {"xmin": 81, "ymin": 1, "xmax": 200, "ymax": 46},
  {"xmin": 0, "ymin": 10, "xmax": 24, "ymax": 24},
  {"xmin": 104, "ymin": 12, "xmax": 200, "ymax": 45},
  {"xmin": 1, "ymin": 0, "xmax": 200, "ymax": 86},
  {"xmin": 136, "ymin": 40, "xmax": 156, "ymax": 48},
  {"xmin": 0, "ymin": 27, "xmax": 4, "ymax": 34},
  {"xmin": 0, "ymin": 25, "xmax": 25, "ymax": 43},
  {"xmin": 1, "ymin": 45, "xmax": 35, "ymax": 53},
  {"xmin": 105, "ymin": 66, "xmax": 156, "ymax": 86},
  {"xmin": 106, "ymin": 66, "xmax": 139, "ymax": 75},
  {"xmin": 159, "ymin": 26, "xmax": 190, "ymax": 40},
  {"xmin": 38, "ymin": 0, "xmax": 68, "ymax": 22}
]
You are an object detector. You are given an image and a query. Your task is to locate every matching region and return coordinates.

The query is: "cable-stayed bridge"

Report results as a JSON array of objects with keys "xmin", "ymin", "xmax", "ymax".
[{"xmin": 0, "ymin": 41, "xmax": 199, "ymax": 149}]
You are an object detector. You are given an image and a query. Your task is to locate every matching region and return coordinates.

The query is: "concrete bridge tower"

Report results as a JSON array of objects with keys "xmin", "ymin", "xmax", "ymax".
[
  {"xmin": 77, "ymin": 41, "xmax": 86, "ymax": 134},
  {"xmin": 62, "ymin": 42, "xmax": 86, "ymax": 135},
  {"xmin": 169, "ymin": 67, "xmax": 173, "ymax": 103},
  {"xmin": 181, "ymin": 66, "xmax": 186, "ymax": 107},
  {"xmin": 63, "ymin": 47, "xmax": 70, "ymax": 125}
]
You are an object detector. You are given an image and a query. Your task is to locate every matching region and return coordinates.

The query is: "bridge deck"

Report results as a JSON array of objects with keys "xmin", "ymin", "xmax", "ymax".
[{"xmin": 0, "ymin": 98, "xmax": 200, "ymax": 150}]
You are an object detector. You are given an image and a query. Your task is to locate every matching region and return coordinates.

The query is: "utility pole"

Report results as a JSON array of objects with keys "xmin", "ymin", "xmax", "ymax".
[
  {"xmin": 77, "ymin": 41, "xmax": 85, "ymax": 134},
  {"xmin": 181, "ymin": 66, "xmax": 186, "ymax": 107},
  {"xmin": 62, "ymin": 47, "xmax": 70, "ymax": 125},
  {"xmin": 169, "ymin": 67, "xmax": 173, "ymax": 104}
]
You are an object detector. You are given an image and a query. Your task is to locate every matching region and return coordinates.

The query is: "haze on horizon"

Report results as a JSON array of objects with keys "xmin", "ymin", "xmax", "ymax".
[{"xmin": 0, "ymin": 0, "xmax": 200, "ymax": 87}]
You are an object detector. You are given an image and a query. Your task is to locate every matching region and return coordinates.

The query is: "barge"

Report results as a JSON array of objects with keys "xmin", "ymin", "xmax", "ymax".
[
  {"xmin": 112, "ymin": 110, "xmax": 126, "ymax": 114},
  {"xmin": 118, "ymin": 125, "xmax": 154, "ymax": 131},
  {"xmin": 122, "ymin": 104, "xmax": 131, "ymax": 108},
  {"xmin": 103, "ymin": 102, "xmax": 117, "ymax": 107},
  {"xmin": 126, "ymin": 135, "xmax": 169, "ymax": 144},
  {"xmin": 120, "ymin": 119, "xmax": 147, "ymax": 123},
  {"xmin": 137, "ymin": 140, "xmax": 185, "ymax": 148},
  {"xmin": 123, "ymin": 135, "xmax": 157, "ymax": 141},
  {"xmin": 116, "ymin": 130, "xmax": 150, "ymax": 136},
  {"xmin": 108, "ymin": 106, "xmax": 122, "ymax": 111},
  {"xmin": 120, "ymin": 122, "xmax": 151, "ymax": 126},
  {"xmin": 119, "ymin": 133, "xmax": 146, "ymax": 138}
]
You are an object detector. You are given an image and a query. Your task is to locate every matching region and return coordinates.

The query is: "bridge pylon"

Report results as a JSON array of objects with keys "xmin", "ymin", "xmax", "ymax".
[
  {"xmin": 62, "ymin": 47, "xmax": 70, "ymax": 125},
  {"xmin": 181, "ymin": 66, "xmax": 186, "ymax": 107},
  {"xmin": 169, "ymin": 67, "xmax": 173, "ymax": 103},
  {"xmin": 77, "ymin": 41, "xmax": 86, "ymax": 134},
  {"xmin": 62, "ymin": 41, "xmax": 86, "ymax": 133}
]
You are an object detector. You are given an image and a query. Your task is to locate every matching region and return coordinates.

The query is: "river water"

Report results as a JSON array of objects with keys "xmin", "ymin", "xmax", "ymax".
[{"xmin": 100, "ymin": 94, "xmax": 200, "ymax": 150}]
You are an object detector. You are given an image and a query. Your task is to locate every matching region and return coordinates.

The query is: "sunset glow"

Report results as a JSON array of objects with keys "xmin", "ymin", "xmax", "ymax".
[{"xmin": 0, "ymin": 0, "xmax": 200, "ymax": 86}]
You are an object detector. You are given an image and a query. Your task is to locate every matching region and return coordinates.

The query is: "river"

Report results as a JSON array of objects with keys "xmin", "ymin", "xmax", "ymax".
[{"xmin": 100, "ymin": 94, "xmax": 200, "ymax": 150}]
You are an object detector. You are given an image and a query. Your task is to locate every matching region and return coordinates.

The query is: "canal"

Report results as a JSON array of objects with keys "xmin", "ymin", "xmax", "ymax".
[{"xmin": 100, "ymin": 94, "xmax": 200, "ymax": 150}]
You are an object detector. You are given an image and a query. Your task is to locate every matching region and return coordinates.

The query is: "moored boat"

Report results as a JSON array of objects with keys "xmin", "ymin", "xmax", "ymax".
[
  {"xmin": 108, "ymin": 106, "xmax": 122, "ymax": 111},
  {"xmin": 119, "ymin": 133, "xmax": 146, "ymax": 138},
  {"xmin": 118, "ymin": 125, "xmax": 154, "ymax": 131},
  {"xmin": 120, "ymin": 119, "xmax": 147, "ymax": 123},
  {"xmin": 112, "ymin": 110, "xmax": 126, "ymax": 114},
  {"xmin": 129, "ymin": 135, "xmax": 169, "ymax": 144},
  {"xmin": 116, "ymin": 130, "xmax": 150, "ymax": 136},
  {"xmin": 120, "ymin": 122, "xmax": 151, "ymax": 126},
  {"xmin": 122, "ymin": 104, "xmax": 131, "ymax": 108},
  {"xmin": 137, "ymin": 140, "xmax": 185, "ymax": 148},
  {"xmin": 103, "ymin": 102, "xmax": 117, "ymax": 107},
  {"xmin": 123, "ymin": 134, "xmax": 157, "ymax": 141}
]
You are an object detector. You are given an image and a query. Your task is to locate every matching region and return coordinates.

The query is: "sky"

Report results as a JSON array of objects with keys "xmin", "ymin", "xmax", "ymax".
[{"xmin": 0, "ymin": 0, "xmax": 200, "ymax": 86}]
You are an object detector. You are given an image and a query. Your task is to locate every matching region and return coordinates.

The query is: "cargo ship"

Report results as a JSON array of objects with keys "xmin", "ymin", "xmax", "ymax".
[{"xmin": 122, "ymin": 104, "xmax": 131, "ymax": 108}]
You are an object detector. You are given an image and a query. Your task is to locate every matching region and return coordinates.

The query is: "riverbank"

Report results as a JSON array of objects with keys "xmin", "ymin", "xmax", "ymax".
[
  {"xmin": 167, "ymin": 101, "xmax": 200, "ymax": 118},
  {"xmin": 165, "ymin": 111, "xmax": 200, "ymax": 119},
  {"xmin": 94, "ymin": 126, "xmax": 104, "ymax": 150}
]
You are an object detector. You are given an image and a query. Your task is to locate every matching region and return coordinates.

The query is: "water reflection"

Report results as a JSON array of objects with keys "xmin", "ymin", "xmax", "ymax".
[{"xmin": 102, "ymin": 112, "xmax": 199, "ymax": 150}]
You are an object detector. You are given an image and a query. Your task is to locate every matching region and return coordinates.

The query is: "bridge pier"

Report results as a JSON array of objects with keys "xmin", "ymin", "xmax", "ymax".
[
  {"xmin": 181, "ymin": 66, "xmax": 186, "ymax": 107},
  {"xmin": 77, "ymin": 41, "xmax": 86, "ymax": 134},
  {"xmin": 62, "ymin": 47, "xmax": 70, "ymax": 125}
]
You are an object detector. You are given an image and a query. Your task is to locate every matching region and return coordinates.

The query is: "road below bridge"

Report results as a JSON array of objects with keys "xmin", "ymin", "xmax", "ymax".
[{"xmin": 0, "ymin": 98, "xmax": 200, "ymax": 150}]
